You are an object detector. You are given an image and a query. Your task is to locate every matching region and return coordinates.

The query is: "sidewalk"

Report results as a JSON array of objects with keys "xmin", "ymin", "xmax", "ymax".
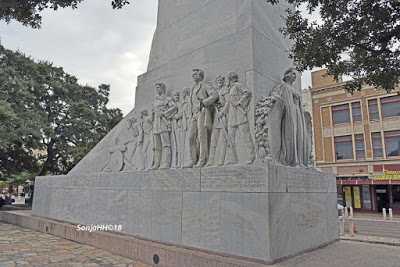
[
  {"xmin": 0, "ymin": 222, "xmax": 149, "ymax": 267},
  {"xmin": 1, "ymin": 221, "xmax": 399, "ymax": 267}
]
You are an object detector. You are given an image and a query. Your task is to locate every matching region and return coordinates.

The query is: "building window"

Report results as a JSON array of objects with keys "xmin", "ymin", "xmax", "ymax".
[
  {"xmin": 355, "ymin": 134, "xmax": 365, "ymax": 159},
  {"xmin": 368, "ymin": 99, "xmax": 379, "ymax": 120},
  {"xmin": 372, "ymin": 132, "xmax": 383, "ymax": 158},
  {"xmin": 335, "ymin": 135, "xmax": 353, "ymax": 160},
  {"xmin": 381, "ymin": 95, "xmax": 400, "ymax": 118},
  {"xmin": 332, "ymin": 104, "xmax": 350, "ymax": 125},
  {"xmin": 385, "ymin": 130, "xmax": 400, "ymax": 157},
  {"xmin": 352, "ymin": 102, "xmax": 362, "ymax": 122},
  {"xmin": 362, "ymin": 185, "xmax": 372, "ymax": 209},
  {"xmin": 337, "ymin": 185, "xmax": 343, "ymax": 205}
]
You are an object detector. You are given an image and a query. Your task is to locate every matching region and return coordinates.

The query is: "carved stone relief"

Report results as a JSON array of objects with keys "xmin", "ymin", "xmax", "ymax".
[
  {"xmin": 101, "ymin": 67, "xmax": 316, "ymax": 172},
  {"xmin": 255, "ymin": 68, "xmax": 313, "ymax": 168}
]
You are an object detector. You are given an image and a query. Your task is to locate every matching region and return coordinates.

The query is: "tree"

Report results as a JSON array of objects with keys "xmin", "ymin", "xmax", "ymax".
[
  {"xmin": 0, "ymin": 44, "xmax": 123, "ymax": 176},
  {"xmin": 0, "ymin": 0, "xmax": 130, "ymax": 28},
  {"xmin": 266, "ymin": 0, "xmax": 400, "ymax": 93},
  {"xmin": 6, "ymin": 172, "xmax": 36, "ymax": 195}
]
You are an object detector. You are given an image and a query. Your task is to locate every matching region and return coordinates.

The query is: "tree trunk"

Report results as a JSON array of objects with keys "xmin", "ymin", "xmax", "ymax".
[{"xmin": 39, "ymin": 140, "xmax": 55, "ymax": 176}]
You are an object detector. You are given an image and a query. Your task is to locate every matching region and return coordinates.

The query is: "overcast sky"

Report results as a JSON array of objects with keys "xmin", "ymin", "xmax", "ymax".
[{"xmin": 0, "ymin": 0, "xmax": 318, "ymax": 116}]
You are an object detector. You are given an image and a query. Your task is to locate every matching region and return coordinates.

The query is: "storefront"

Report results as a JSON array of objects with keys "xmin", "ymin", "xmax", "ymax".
[{"xmin": 336, "ymin": 171, "xmax": 400, "ymax": 214}]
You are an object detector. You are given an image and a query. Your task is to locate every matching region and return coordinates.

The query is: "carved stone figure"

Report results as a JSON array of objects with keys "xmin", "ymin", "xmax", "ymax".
[
  {"xmin": 179, "ymin": 87, "xmax": 191, "ymax": 167},
  {"xmin": 102, "ymin": 136, "xmax": 127, "ymax": 172},
  {"xmin": 124, "ymin": 116, "xmax": 144, "ymax": 170},
  {"xmin": 138, "ymin": 109, "xmax": 154, "ymax": 170},
  {"xmin": 269, "ymin": 68, "xmax": 308, "ymax": 167},
  {"xmin": 183, "ymin": 69, "xmax": 218, "ymax": 168},
  {"xmin": 149, "ymin": 83, "xmax": 175, "ymax": 170},
  {"xmin": 167, "ymin": 90, "xmax": 182, "ymax": 168},
  {"xmin": 206, "ymin": 75, "xmax": 230, "ymax": 166},
  {"xmin": 255, "ymin": 96, "xmax": 277, "ymax": 163},
  {"xmin": 221, "ymin": 72, "xmax": 255, "ymax": 165}
]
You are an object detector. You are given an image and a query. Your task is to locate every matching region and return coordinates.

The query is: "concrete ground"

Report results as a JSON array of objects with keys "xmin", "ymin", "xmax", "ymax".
[{"xmin": 1, "ymin": 221, "xmax": 399, "ymax": 267}]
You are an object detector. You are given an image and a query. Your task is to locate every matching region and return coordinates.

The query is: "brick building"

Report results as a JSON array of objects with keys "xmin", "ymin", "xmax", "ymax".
[{"xmin": 304, "ymin": 70, "xmax": 400, "ymax": 214}]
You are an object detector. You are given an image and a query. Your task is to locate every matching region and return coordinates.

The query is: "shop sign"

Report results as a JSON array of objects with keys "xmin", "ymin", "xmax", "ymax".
[
  {"xmin": 354, "ymin": 187, "xmax": 361, "ymax": 209},
  {"xmin": 376, "ymin": 189, "xmax": 386, "ymax": 193},
  {"xmin": 344, "ymin": 186, "xmax": 352, "ymax": 207},
  {"xmin": 373, "ymin": 170, "xmax": 400, "ymax": 180}
]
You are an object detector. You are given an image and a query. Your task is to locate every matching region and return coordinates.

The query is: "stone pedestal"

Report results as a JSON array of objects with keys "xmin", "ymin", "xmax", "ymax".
[{"xmin": 32, "ymin": 164, "xmax": 339, "ymax": 262}]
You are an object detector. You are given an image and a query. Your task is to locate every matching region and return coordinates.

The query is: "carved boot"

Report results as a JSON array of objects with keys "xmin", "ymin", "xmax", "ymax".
[
  {"xmin": 205, "ymin": 146, "xmax": 216, "ymax": 167},
  {"xmin": 217, "ymin": 143, "xmax": 227, "ymax": 166},
  {"xmin": 183, "ymin": 144, "xmax": 197, "ymax": 168},
  {"xmin": 159, "ymin": 147, "xmax": 171, "ymax": 170},
  {"xmin": 151, "ymin": 150, "xmax": 161, "ymax": 170}
]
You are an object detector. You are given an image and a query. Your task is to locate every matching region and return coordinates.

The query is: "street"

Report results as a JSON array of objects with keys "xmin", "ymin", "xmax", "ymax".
[
  {"xmin": 353, "ymin": 219, "xmax": 400, "ymax": 239},
  {"xmin": 344, "ymin": 219, "xmax": 400, "ymax": 239}
]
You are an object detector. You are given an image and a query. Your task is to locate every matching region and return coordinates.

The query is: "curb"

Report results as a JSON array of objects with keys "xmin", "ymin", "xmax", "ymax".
[{"xmin": 340, "ymin": 236, "xmax": 400, "ymax": 247}]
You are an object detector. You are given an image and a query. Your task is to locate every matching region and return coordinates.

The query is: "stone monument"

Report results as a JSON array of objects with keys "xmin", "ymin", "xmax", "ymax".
[{"xmin": 32, "ymin": 0, "xmax": 338, "ymax": 263}]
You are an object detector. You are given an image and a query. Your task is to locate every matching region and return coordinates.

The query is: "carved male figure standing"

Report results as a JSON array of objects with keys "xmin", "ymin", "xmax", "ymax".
[
  {"xmin": 184, "ymin": 69, "xmax": 218, "ymax": 168},
  {"xmin": 206, "ymin": 75, "xmax": 230, "ymax": 166},
  {"xmin": 222, "ymin": 72, "xmax": 255, "ymax": 165},
  {"xmin": 179, "ymin": 87, "xmax": 191, "ymax": 167},
  {"xmin": 150, "ymin": 83, "xmax": 175, "ymax": 170},
  {"xmin": 167, "ymin": 90, "xmax": 182, "ymax": 168},
  {"xmin": 138, "ymin": 109, "xmax": 154, "ymax": 170}
]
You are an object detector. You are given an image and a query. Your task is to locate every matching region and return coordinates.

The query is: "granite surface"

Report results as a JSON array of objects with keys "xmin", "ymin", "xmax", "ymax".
[{"xmin": 33, "ymin": 164, "xmax": 339, "ymax": 262}]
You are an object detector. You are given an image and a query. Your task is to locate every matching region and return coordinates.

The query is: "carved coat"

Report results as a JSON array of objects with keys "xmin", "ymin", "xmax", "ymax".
[
  {"xmin": 180, "ymin": 96, "xmax": 191, "ymax": 132},
  {"xmin": 151, "ymin": 95, "xmax": 175, "ymax": 134},
  {"xmin": 189, "ymin": 82, "xmax": 218, "ymax": 129},
  {"xmin": 270, "ymin": 82, "xmax": 307, "ymax": 166},
  {"xmin": 212, "ymin": 87, "xmax": 229, "ymax": 129},
  {"xmin": 224, "ymin": 82, "xmax": 251, "ymax": 127}
]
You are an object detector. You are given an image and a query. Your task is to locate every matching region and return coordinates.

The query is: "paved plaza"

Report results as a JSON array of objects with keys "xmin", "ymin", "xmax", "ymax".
[
  {"xmin": 0, "ymin": 222, "xmax": 149, "ymax": 267},
  {"xmin": 1, "ymin": 221, "xmax": 400, "ymax": 266}
]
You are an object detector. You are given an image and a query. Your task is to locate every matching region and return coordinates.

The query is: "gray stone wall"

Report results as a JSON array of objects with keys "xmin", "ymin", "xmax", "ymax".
[{"xmin": 33, "ymin": 164, "xmax": 339, "ymax": 261}]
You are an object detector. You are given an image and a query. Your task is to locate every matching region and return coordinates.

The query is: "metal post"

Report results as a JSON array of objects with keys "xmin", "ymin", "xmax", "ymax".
[
  {"xmin": 339, "ymin": 216, "xmax": 345, "ymax": 236},
  {"xmin": 348, "ymin": 216, "xmax": 355, "ymax": 237},
  {"xmin": 382, "ymin": 208, "xmax": 387, "ymax": 220},
  {"xmin": 350, "ymin": 207, "xmax": 354, "ymax": 218},
  {"xmin": 389, "ymin": 208, "xmax": 393, "ymax": 220}
]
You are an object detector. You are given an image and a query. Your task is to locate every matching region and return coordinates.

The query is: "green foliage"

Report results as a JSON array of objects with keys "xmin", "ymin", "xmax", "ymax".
[
  {"xmin": 0, "ymin": 0, "xmax": 130, "ymax": 28},
  {"xmin": 0, "ymin": 44, "xmax": 123, "ymax": 176},
  {"xmin": 7, "ymin": 172, "xmax": 36, "ymax": 187},
  {"xmin": 266, "ymin": 0, "xmax": 400, "ymax": 93}
]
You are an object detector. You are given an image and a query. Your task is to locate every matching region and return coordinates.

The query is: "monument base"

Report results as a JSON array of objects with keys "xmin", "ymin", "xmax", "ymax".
[{"xmin": 32, "ymin": 164, "xmax": 339, "ymax": 262}]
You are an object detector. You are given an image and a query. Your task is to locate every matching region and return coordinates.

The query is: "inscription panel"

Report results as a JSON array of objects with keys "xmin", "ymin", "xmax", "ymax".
[
  {"xmin": 201, "ymin": 166, "xmax": 269, "ymax": 192},
  {"xmin": 140, "ymin": 169, "xmax": 200, "ymax": 191},
  {"xmin": 296, "ymin": 211, "xmax": 326, "ymax": 230},
  {"xmin": 287, "ymin": 167, "xmax": 327, "ymax": 193}
]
